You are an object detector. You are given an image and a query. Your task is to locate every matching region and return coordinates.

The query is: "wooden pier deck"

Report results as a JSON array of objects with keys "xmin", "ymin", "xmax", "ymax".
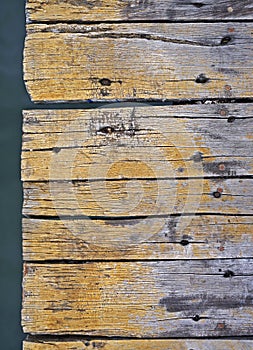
[{"xmin": 22, "ymin": 1, "xmax": 253, "ymax": 348}]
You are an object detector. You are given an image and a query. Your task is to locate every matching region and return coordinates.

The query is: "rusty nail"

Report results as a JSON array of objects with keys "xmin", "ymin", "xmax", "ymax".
[
  {"xmin": 220, "ymin": 109, "xmax": 228, "ymax": 116},
  {"xmin": 224, "ymin": 85, "xmax": 232, "ymax": 91},
  {"xmin": 218, "ymin": 163, "xmax": 226, "ymax": 171},
  {"xmin": 217, "ymin": 322, "xmax": 225, "ymax": 329}
]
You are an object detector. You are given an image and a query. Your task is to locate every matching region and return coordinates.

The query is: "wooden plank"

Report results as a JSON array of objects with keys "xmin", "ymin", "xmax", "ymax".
[
  {"xmin": 23, "ymin": 339, "xmax": 253, "ymax": 350},
  {"xmin": 26, "ymin": 0, "xmax": 253, "ymax": 23},
  {"xmin": 23, "ymin": 215, "xmax": 253, "ymax": 260},
  {"xmin": 22, "ymin": 106, "xmax": 253, "ymax": 181},
  {"xmin": 23, "ymin": 178, "xmax": 253, "ymax": 217},
  {"xmin": 24, "ymin": 23, "xmax": 253, "ymax": 102},
  {"xmin": 22, "ymin": 259, "xmax": 253, "ymax": 336}
]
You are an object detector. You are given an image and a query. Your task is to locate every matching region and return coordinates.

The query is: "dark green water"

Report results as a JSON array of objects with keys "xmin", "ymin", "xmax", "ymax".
[{"xmin": 1, "ymin": 1, "xmax": 30, "ymax": 348}]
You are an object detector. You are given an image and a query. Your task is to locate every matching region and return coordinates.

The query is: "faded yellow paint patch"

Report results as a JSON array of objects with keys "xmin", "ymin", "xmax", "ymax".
[{"xmin": 22, "ymin": 262, "xmax": 167, "ymax": 335}]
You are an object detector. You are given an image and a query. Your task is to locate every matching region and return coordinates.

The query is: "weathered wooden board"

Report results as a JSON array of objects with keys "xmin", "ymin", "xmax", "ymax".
[
  {"xmin": 26, "ymin": 0, "xmax": 253, "ymax": 23},
  {"xmin": 23, "ymin": 339, "xmax": 253, "ymax": 350},
  {"xmin": 24, "ymin": 23, "xmax": 253, "ymax": 102},
  {"xmin": 23, "ymin": 178, "xmax": 253, "ymax": 217},
  {"xmin": 22, "ymin": 259, "xmax": 253, "ymax": 336},
  {"xmin": 22, "ymin": 106, "xmax": 253, "ymax": 181},
  {"xmin": 23, "ymin": 215, "xmax": 253, "ymax": 260}
]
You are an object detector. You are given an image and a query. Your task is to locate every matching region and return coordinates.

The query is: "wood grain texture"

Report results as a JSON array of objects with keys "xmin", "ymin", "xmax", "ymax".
[
  {"xmin": 22, "ymin": 260, "xmax": 253, "ymax": 336},
  {"xmin": 23, "ymin": 178, "xmax": 253, "ymax": 217},
  {"xmin": 23, "ymin": 339, "xmax": 253, "ymax": 350},
  {"xmin": 22, "ymin": 105, "xmax": 253, "ymax": 258},
  {"xmin": 23, "ymin": 215, "xmax": 253, "ymax": 260},
  {"xmin": 24, "ymin": 23, "xmax": 253, "ymax": 102},
  {"xmin": 26, "ymin": 0, "xmax": 253, "ymax": 23},
  {"xmin": 23, "ymin": 0, "xmax": 253, "ymax": 342},
  {"xmin": 22, "ymin": 105, "xmax": 253, "ymax": 181}
]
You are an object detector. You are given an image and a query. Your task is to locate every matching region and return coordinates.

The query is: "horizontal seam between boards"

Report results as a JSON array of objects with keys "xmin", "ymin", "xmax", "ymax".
[
  {"xmin": 23, "ymin": 98, "xmax": 253, "ymax": 106},
  {"xmin": 24, "ymin": 334, "xmax": 253, "ymax": 341},
  {"xmin": 26, "ymin": 19, "xmax": 253, "ymax": 25},
  {"xmin": 23, "ymin": 256, "xmax": 253, "ymax": 264},
  {"xmin": 22, "ymin": 212, "xmax": 253, "ymax": 220}
]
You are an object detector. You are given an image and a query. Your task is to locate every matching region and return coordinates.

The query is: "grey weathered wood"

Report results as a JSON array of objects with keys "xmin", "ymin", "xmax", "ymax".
[
  {"xmin": 22, "ymin": 259, "xmax": 253, "ymax": 336},
  {"xmin": 22, "ymin": 106, "xmax": 253, "ymax": 181},
  {"xmin": 26, "ymin": 0, "xmax": 253, "ymax": 23},
  {"xmin": 24, "ymin": 23, "xmax": 253, "ymax": 102}
]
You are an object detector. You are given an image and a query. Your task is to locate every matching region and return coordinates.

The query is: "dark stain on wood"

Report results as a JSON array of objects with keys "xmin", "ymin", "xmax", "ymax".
[
  {"xmin": 68, "ymin": 0, "xmax": 101, "ymax": 8},
  {"xmin": 223, "ymin": 270, "xmax": 235, "ymax": 278},
  {"xmin": 203, "ymin": 160, "xmax": 243, "ymax": 176},
  {"xmin": 91, "ymin": 342, "xmax": 106, "ymax": 349},
  {"xmin": 159, "ymin": 292, "xmax": 253, "ymax": 314},
  {"xmin": 96, "ymin": 123, "xmax": 137, "ymax": 137},
  {"xmin": 104, "ymin": 218, "xmax": 143, "ymax": 227},
  {"xmin": 191, "ymin": 151, "xmax": 203, "ymax": 162},
  {"xmin": 195, "ymin": 74, "xmax": 210, "ymax": 84},
  {"xmin": 165, "ymin": 216, "xmax": 179, "ymax": 241}
]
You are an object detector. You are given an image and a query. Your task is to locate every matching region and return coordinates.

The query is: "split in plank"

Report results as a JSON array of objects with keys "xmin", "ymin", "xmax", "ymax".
[
  {"xmin": 22, "ymin": 259, "xmax": 253, "ymax": 336},
  {"xmin": 24, "ymin": 23, "xmax": 253, "ymax": 102},
  {"xmin": 26, "ymin": 0, "xmax": 253, "ymax": 23}
]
